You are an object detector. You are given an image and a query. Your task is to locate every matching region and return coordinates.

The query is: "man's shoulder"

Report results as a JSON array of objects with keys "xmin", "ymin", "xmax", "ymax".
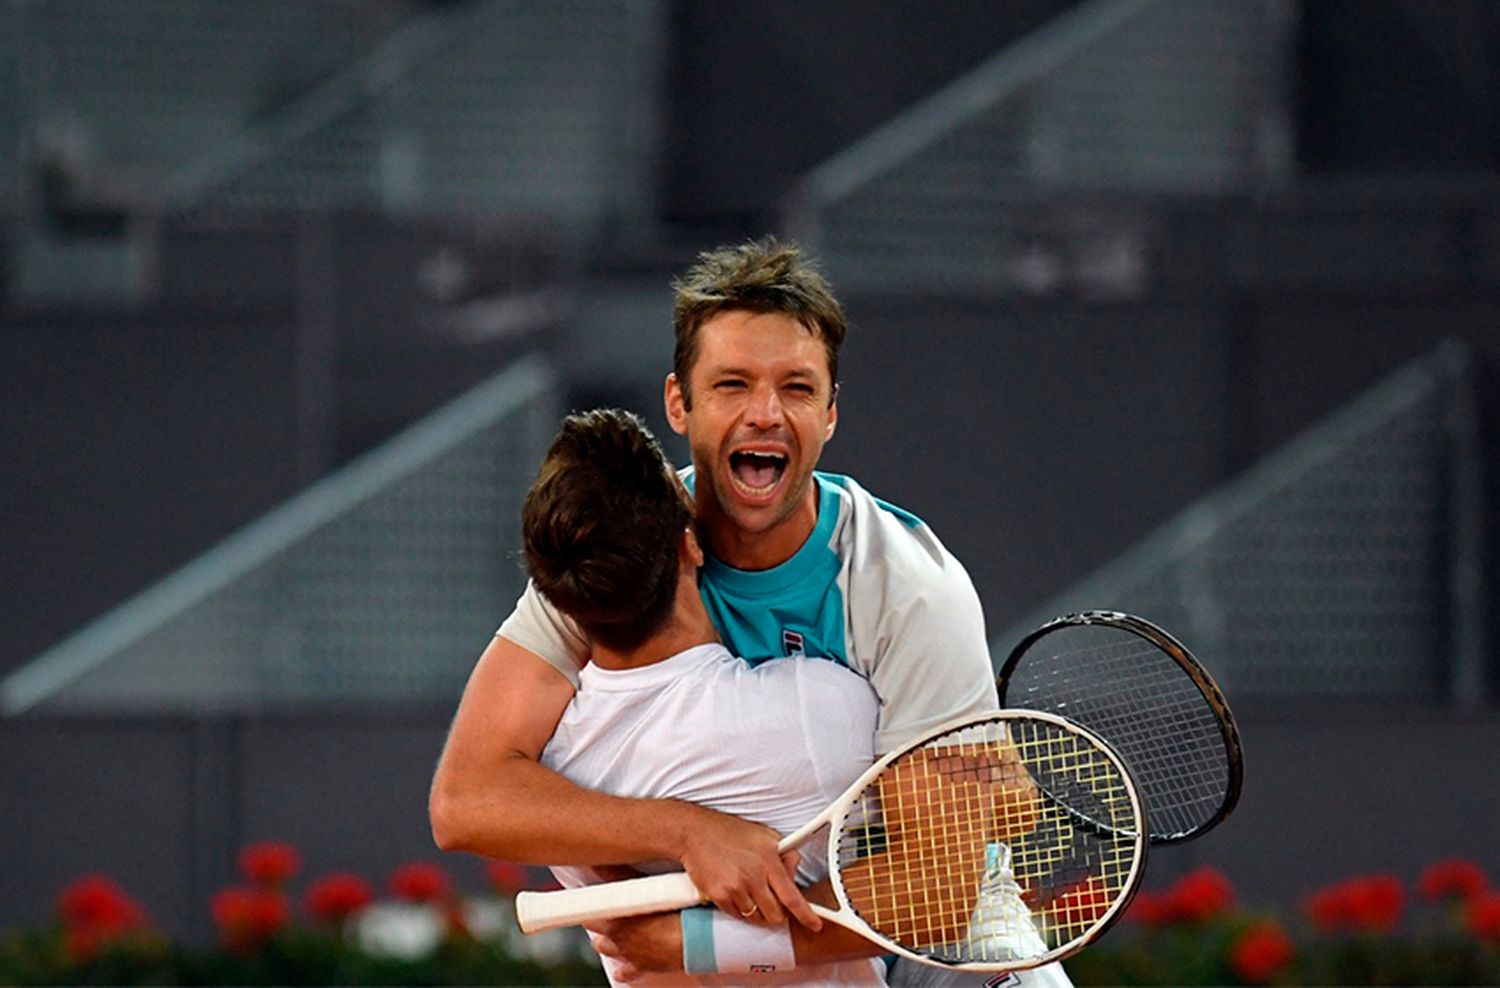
[
  {"xmin": 819, "ymin": 471, "xmax": 926, "ymax": 530},
  {"xmin": 819, "ymin": 472, "xmax": 963, "ymax": 578}
]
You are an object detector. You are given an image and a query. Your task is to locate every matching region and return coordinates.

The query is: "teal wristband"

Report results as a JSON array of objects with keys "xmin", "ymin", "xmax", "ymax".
[{"xmin": 681, "ymin": 906, "xmax": 717, "ymax": 974}]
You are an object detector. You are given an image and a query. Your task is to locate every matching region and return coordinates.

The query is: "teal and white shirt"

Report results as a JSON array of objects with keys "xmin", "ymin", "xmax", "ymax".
[{"xmin": 498, "ymin": 471, "xmax": 997, "ymax": 755}]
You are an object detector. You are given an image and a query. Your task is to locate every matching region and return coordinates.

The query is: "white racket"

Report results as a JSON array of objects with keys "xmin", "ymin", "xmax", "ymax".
[{"xmin": 516, "ymin": 710, "xmax": 1147, "ymax": 972}]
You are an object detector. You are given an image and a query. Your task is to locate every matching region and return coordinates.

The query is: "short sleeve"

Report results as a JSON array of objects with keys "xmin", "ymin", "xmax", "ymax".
[
  {"xmin": 837, "ymin": 487, "xmax": 1000, "ymax": 755},
  {"xmin": 495, "ymin": 580, "xmax": 590, "ymax": 689},
  {"xmin": 865, "ymin": 559, "xmax": 998, "ymax": 754}
]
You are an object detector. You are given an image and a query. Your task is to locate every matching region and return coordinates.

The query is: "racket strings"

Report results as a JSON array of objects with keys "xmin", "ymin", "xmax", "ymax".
[
  {"xmin": 834, "ymin": 718, "xmax": 1141, "ymax": 966},
  {"xmin": 1005, "ymin": 627, "xmax": 1230, "ymax": 838}
]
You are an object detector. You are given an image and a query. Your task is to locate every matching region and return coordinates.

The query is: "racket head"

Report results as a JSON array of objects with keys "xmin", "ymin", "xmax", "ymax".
[
  {"xmin": 823, "ymin": 710, "xmax": 1147, "ymax": 972},
  {"xmin": 998, "ymin": 610, "xmax": 1244, "ymax": 844}
]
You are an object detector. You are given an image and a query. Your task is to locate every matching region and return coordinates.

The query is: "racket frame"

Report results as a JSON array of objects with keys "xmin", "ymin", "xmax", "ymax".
[
  {"xmin": 517, "ymin": 708, "xmax": 1149, "ymax": 975},
  {"xmin": 821, "ymin": 708, "xmax": 1147, "ymax": 971},
  {"xmin": 997, "ymin": 609, "xmax": 1244, "ymax": 844}
]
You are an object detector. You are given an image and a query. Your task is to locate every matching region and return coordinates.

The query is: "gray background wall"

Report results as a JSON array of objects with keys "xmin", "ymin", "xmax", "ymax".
[{"xmin": 3, "ymin": 0, "xmax": 1500, "ymax": 948}]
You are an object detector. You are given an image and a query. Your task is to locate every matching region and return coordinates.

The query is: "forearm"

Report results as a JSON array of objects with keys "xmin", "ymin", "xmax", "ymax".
[
  {"xmin": 430, "ymin": 635, "xmax": 814, "ymax": 926},
  {"xmin": 592, "ymin": 881, "xmax": 882, "ymax": 980},
  {"xmin": 788, "ymin": 878, "xmax": 885, "ymax": 964},
  {"xmin": 431, "ymin": 749, "xmax": 711, "ymax": 866}
]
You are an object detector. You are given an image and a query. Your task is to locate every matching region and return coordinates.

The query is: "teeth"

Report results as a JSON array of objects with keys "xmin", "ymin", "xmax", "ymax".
[{"xmin": 730, "ymin": 450, "xmax": 787, "ymax": 495}]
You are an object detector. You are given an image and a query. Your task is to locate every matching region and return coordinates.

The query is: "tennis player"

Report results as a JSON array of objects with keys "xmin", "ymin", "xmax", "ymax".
[
  {"xmin": 521, "ymin": 407, "xmax": 885, "ymax": 984},
  {"xmin": 430, "ymin": 239, "xmax": 1070, "ymax": 987}
]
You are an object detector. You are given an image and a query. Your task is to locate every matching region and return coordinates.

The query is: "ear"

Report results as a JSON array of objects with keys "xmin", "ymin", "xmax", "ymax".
[
  {"xmin": 681, "ymin": 526, "xmax": 705, "ymax": 568},
  {"xmin": 825, "ymin": 384, "xmax": 839, "ymax": 441},
  {"xmin": 665, "ymin": 373, "xmax": 689, "ymax": 436}
]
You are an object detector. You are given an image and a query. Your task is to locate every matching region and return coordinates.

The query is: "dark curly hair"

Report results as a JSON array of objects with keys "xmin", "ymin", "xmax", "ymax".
[{"xmin": 522, "ymin": 409, "xmax": 693, "ymax": 652}]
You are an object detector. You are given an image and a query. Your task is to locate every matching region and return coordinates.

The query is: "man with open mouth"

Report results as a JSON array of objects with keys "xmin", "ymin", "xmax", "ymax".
[{"xmin": 430, "ymin": 239, "xmax": 1070, "ymax": 987}]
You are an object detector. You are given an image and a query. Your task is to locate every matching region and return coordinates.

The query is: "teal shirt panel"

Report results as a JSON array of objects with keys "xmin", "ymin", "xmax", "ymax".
[{"xmin": 687, "ymin": 472, "xmax": 850, "ymax": 667}]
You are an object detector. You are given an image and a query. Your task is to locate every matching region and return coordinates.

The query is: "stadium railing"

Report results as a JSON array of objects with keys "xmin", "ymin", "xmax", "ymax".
[
  {"xmin": 785, "ymin": 0, "xmax": 1297, "ymax": 295},
  {"xmin": 1, "ymin": 354, "xmax": 560, "ymax": 716},
  {"xmin": 990, "ymin": 342, "xmax": 1486, "ymax": 706}
]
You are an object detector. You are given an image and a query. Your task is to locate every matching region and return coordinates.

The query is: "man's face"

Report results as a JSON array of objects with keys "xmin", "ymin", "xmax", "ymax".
[{"xmin": 665, "ymin": 309, "xmax": 837, "ymax": 566}]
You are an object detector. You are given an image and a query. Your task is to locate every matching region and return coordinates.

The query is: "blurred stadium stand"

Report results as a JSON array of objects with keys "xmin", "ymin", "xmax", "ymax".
[
  {"xmin": 3, "ymin": 0, "xmax": 1500, "ymax": 941},
  {"xmin": 994, "ymin": 342, "xmax": 1485, "ymax": 705},
  {"xmin": 788, "ymin": 0, "xmax": 1296, "ymax": 294}
]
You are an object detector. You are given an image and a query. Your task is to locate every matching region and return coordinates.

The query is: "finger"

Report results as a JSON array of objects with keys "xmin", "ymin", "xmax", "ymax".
[
  {"xmin": 767, "ymin": 866, "xmax": 820, "ymax": 932},
  {"xmin": 593, "ymin": 934, "xmax": 621, "ymax": 959},
  {"xmin": 730, "ymin": 895, "xmax": 768, "ymax": 924},
  {"xmin": 749, "ymin": 877, "xmax": 785, "ymax": 926},
  {"xmin": 707, "ymin": 888, "xmax": 740, "ymax": 920}
]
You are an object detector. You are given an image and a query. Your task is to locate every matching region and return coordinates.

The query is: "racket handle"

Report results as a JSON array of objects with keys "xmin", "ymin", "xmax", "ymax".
[{"xmin": 516, "ymin": 871, "xmax": 704, "ymax": 933}]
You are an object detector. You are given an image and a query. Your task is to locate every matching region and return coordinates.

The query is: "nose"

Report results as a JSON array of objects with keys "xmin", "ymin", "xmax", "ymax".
[{"xmin": 743, "ymin": 383, "xmax": 785, "ymax": 429}]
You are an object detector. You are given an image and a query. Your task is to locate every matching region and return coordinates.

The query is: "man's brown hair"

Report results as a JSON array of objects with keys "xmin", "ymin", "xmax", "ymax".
[
  {"xmin": 522, "ymin": 408, "xmax": 692, "ymax": 653},
  {"xmin": 671, "ymin": 238, "xmax": 846, "ymax": 408}
]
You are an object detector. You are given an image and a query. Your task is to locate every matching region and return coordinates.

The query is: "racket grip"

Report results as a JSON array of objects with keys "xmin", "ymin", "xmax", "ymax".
[{"xmin": 516, "ymin": 871, "xmax": 704, "ymax": 934}]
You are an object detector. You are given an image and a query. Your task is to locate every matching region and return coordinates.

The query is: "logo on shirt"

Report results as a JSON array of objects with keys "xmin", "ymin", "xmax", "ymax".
[
  {"xmin": 750, "ymin": 964, "xmax": 779, "ymax": 973},
  {"xmin": 782, "ymin": 629, "xmax": 805, "ymax": 657},
  {"xmin": 984, "ymin": 974, "xmax": 1022, "ymax": 988}
]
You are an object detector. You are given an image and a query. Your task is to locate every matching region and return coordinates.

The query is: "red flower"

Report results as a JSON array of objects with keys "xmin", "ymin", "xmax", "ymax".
[
  {"xmin": 1229, "ymin": 921, "xmax": 1295, "ymax": 984},
  {"xmin": 1467, "ymin": 893, "xmax": 1500, "ymax": 943},
  {"xmin": 1419, "ymin": 858, "xmax": 1487, "ymax": 903},
  {"xmin": 1124, "ymin": 889, "xmax": 1179, "ymax": 926},
  {"xmin": 238, "ymin": 842, "xmax": 301, "ymax": 887},
  {"xmin": 1305, "ymin": 884, "xmax": 1352, "ymax": 931},
  {"xmin": 211, "ymin": 887, "xmax": 288, "ymax": 951},
  {"xmin": 1304, "ymin": 875, "xmax": 1404, "ymax": 934},
  {"xmin": 304, "ymin": 873, "xmax": 375, "ymax": 923},
  {"xmin": 1169, "ymin": 867, "xmax": 1235, "ymax": 923},
  {"xmin": 56, "ymin": 875, "xmax": 149, "ymax": 960},
  {"xmin": 390, "ymin": 861, "xmax": 451, "ymax": 903},
  {"xmin": 1122, "ymin": 868, "xmax": 1235, "ymax": 927},
  {"xmin": 57, "ymin": 875, "xmax": 142, "ymax": 930},
  {"xmin": 486, "ymin": 860, "xmax": 531, "ymax": 897}
]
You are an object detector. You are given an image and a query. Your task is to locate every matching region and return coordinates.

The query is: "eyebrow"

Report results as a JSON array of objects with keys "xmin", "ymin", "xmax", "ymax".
[{"xmin": 705, "ymin": 364, "xmax": 823, "ymax": 382}]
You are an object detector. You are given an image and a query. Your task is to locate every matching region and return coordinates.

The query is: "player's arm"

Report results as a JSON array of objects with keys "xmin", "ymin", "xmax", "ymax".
[
  {"xmin": 590, "ymin": 877, "xmax": 884, "ymax": 981},
  {"xmin": 428, "ymin": 634, "xmax": 819, "ymax": 927}
]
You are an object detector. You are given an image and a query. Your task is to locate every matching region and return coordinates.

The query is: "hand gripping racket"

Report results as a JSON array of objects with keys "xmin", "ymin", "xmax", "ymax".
[
  {"xmin": 516, "ymin": 710, "xmax": 1147, "ymax": 973},
  {"xmin": 998, "ymin": 611, "xmax": 1243, "ymax": 844}
]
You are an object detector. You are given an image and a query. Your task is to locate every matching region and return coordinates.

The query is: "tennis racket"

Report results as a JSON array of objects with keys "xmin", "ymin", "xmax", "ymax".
[
  {"xmin": 997, "ymin": 611, "xmax": 1243, "ymax": 844},
  {"xmin": 516, "ymin": 710, "xmax": 1147, "ymax": 973}
]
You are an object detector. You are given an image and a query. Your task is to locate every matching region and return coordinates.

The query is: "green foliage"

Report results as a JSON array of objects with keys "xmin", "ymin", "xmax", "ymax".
[
  {"xmin": 1066, "ymin": 863, "xmax": 1500, "ymax": 987},
  {"xmin": 0, "ymin": 924, "xmax": 605, "ymax": 987}
]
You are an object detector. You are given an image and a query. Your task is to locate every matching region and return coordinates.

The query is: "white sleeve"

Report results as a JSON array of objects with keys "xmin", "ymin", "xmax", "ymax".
[
  {"xmin": 844, "ymin": 507, "xmax": 999, "ymax": 755},
  {"xmin": 866, "ymin": 556, "xmax": 997, "ymax": 754},
  {"xmin": 494, "ymin": 580, "xmax": 590, "ymax": 689}
]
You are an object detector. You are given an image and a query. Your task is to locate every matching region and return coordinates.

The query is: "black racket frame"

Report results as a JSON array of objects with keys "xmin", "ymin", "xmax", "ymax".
[{"xmin": 997, "ymin": 610, "xmax": 1244, "ymax": 844}]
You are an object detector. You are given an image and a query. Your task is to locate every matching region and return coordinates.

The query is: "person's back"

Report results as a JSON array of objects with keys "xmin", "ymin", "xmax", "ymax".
[{"xmin": 543, "ymin": 643, "xmax": 882, "ymax": 986}]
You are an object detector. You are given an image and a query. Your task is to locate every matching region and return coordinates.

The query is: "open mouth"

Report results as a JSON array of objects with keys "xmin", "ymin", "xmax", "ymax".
[{"xmin": 728, "ymin": 450, "xmax": 788, "ymax": 496}]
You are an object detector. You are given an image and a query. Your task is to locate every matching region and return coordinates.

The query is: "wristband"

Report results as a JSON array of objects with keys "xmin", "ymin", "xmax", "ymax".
[{"xmin": 680, "ymin": 907, "xmax": 796, "ymax": 975}]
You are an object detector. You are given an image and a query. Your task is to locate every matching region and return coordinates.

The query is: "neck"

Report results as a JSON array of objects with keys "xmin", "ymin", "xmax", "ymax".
[
  {"xmin": 701, "ymin": 480, "xmax": 820, "ymax": 571},
  {"xmin": 589, "ymin": 575, "xmax": 719, "ymax": 671}
]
